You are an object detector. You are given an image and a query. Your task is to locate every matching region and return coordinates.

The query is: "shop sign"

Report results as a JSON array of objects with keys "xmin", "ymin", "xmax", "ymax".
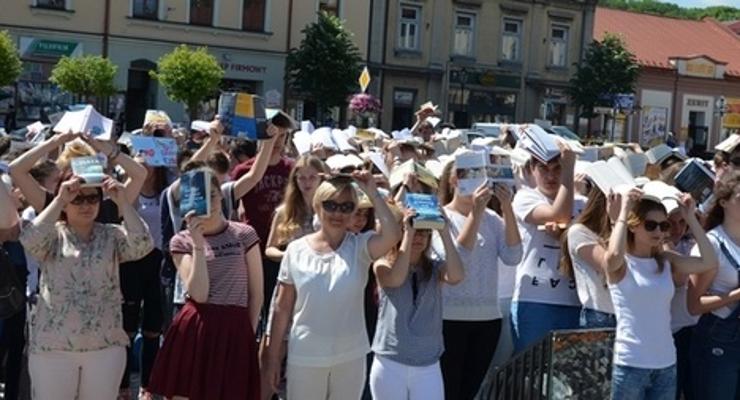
[
  {"xmin": 20, "ymin": 37, "xmax": 82, "ymax": 59},
  {"xmin": 685, "ymin": 58, "xmax": 716, "ymax": 79},
  {"xmin": 687, "ymin": 98, "xmax": 710, "ymax": 108},
  {"xmin": 723, "ymin": 97, "xmax": 740, "ymax": 129},
  {"xmin": 219, "ymin": 62, "xmax": 267, "ymax": 74},
  {"xmin": 265, "ymin": 89, "xmax": 282, "ymax": 108}
]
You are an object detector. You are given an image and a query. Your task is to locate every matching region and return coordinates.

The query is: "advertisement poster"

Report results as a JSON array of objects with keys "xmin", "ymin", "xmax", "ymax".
[
  {"xmin": 723, "ymin": 97, "xmax": 740, "ymax": 129},
  {"xmin": 641, "ymin": 106, "xmax": 668, "ymax": 147}
]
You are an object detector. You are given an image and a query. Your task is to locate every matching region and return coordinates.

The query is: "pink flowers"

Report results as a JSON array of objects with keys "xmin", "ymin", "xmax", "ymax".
[{"xmin": 349, "ymin": 93, "xmax": 382, "ymax": 115}]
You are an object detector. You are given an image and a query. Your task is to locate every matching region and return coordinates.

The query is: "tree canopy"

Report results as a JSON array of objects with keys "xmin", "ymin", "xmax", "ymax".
[
  {"xmin": 600, "ymin": 0, "xmax": 740, "ymax": 21},
  {"xmin": 0, "ymin": 31, "xmax": 21, "ymax": 88},
  {"xmin": 50, "ymin": 55, "xmax": 117, "ymax": 100}
]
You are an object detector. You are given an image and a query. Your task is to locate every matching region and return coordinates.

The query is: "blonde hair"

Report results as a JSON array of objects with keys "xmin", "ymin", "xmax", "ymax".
[
  {"xmin": 312, "ymin": 178, "xmax": 359, "ymax": 214},
  {"xmin": 56, "ymin": 139, "xmax": 96, "ymax": 172},
  {"xmin": 275, "ymin": 155, "xmax": 328, "ymax": 245}
]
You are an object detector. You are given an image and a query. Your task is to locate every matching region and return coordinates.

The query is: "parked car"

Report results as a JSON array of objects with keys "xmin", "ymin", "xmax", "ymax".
[{"xmin": 470, "ymin": 122, "xmax": 506, "ymax": 138}]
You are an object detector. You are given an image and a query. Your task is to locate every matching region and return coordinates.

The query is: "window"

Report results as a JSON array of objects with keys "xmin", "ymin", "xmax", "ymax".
[
  {"xmin": 501, "ymin": 18, "xmax": 522, "ymax": 62},
  {"xmin": 549, "ymin": 24, "xmax": 569, "ymax": 67},
  {"xmin": 319, "ymin": 0, "xmax": 339, "ymax": 17},
  {"xmin": 35, "ymin": 0, "xmax": 66, "ymax": 10},
  {"xmin": 190, "ymin": 0, "xmax": 214, "ymax": 26},
  {"xmin": 133, "ymin": 0, "xmax": 158, "ymax": 20},
  {"xmin": 398, "ymin": 5, "xmax": 421, "ymax": 51},
  {"xmin": 243, "ymin": 0, "xmax": 266, "ymax": 31},
  {"xmin": 453, "ymin": 12, "xmax": 475, "ymax": 57}
]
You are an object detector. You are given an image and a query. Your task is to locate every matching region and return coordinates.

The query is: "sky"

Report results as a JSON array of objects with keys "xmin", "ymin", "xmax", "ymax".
[{"xmin": 663, "ymin": 0, "xmax": 739, "ymax": 8}]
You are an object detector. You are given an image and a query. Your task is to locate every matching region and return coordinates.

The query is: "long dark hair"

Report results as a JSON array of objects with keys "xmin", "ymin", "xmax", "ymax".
[
  {"xmin": 627, "ymin": 199, "xmax": 667, "ymax": 273},
  {"xmin": 560, "ymin": 186, "xmax": 611, "ymax": 278},
  {"xmin": 705, "ymin": 170, "xmax": 740, "ymax": 231}
]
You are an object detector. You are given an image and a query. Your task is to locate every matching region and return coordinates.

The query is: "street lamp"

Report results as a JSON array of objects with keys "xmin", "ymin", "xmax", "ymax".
[{"xmin": 459, "ymin": 68, "xmax": 468, "ymax": 126}]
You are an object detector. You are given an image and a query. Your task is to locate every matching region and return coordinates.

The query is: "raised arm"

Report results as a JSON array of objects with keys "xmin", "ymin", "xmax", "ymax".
[
  {"xmin": 9, "ymin": 131, "xmax": 78, "ymax": 212},
  {"xmin": 602, "ymin": 189, "xmax": 641, "ymax": 284},
  {"xmin": 374, "ymin": 210, "xmax": 414, "ymax": 288},
  {"xmin": 437, "ymin": 221, "xmax": 464, "ymax": 285},
  {"xmin": 0, "ymin": 178, "xmax": 19, "ymax": 230},
  {"xmin": 174, "ymin": 213, "xmax": 210, "ymax": 303},
  {"xmin": 526, "ymin": 145, "xmax": 576, "ymax": 225},
  {"xmin": 353, "ymin": 170, "xmax": 402, "ymax": 260},
  {"xmin": 455, "ymin": 183, "xmax": 491, "ymax": 250},
  {"xmin": 82, "ymin": 134, "xmax": 147, "ymax": 205},
  {"xmin": 664, "ymin": 195, "xmax": 718, "ymax": 277},
  {"xmin": 232, "ymin": 126, "xmax": 281, "ymax": 200}
]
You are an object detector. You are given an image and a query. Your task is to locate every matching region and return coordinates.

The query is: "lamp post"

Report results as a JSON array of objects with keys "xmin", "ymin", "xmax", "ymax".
[{"xmin": 459, "ymin": 67, "xmax": 468, "ymax": 127}]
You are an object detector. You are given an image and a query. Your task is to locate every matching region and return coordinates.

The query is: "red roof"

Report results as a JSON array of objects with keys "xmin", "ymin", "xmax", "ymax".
[{"xmin": 595, "ymin": 7, "xmax": 740, "ymax": 77}]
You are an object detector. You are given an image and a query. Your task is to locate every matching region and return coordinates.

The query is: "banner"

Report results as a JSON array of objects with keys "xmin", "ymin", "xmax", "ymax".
[
  {"xmin": 723, "ymin": 97, "xmax": 740, "ymax": 129},
  {"xmin": 641, "ymin": 106, "xmax": 668, "ymax": 147}
]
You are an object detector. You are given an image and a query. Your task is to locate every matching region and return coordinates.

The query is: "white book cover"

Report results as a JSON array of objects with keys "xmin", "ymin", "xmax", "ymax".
[
  {"xmin": 363, "ymin": 151, "xmax": 390, "ymax": 178},
  {"xmin": 54, "ymin": 105, "xmax": 113, "ymax": 140},
  {"xmin": 516, "ymin": 124, "xmax": 560, "ymax": 163},
  {"xmin": 292, "ymin": 131, "xmax": 312, "ymax": 155},
  {"xmin": 331, "ymin": 129, "xmax": 356, "ymax": 153},
  {"xmin": 325, "ymin": 154, "xmax": 364, "ymax": 172},
  {"xmin": 641, "ymin": 181, "xmax": 682, "ymax": 214},
  {"xmin": 607, "ymin": 157, "xmax": 639, "ymax": 184},
  {"xmin": 622, "ymin": 153, "xmax": 649, "ymax": 178},
  {"xmin": 455, "ymin": 150, "xmax": 488, "ymax": 196},
  {"xmin": 190, "ymin": 120, "xmax": 211, "ymax": 132},
  {"xmin": 715, "ymin": 133, "xmax": 740, "ymax": 153},
  {"xmin": 586, "ymin": 160, "xmax": 635, "ymax": 196},
  {"xmin": 311, "ymin": 127, "xmax": 338, "ymax": 150},
  {"xmin": 392, "ymin": 128, "xmax": 413, "ymax": 141},
  {"xmin": 300, "ymin": 120, "xmax": 315, "ymax": 134}
]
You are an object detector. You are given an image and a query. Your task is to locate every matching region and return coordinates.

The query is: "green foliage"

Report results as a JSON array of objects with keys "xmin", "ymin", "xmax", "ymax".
[
  {"xmin": 150, "ymin": 45, "xmax": 224, "ymax": 119},
  {"xmin": 599, "ymin": 0, "xmax": 740, "ymax": 21},
  {"xmin": 568, "ymin": 33, "xmax": 639, "ymax": 118},
  {"xmin": 50, "ymin": 55, "xmax": 117, "ymax": 99},
  {"xmin": 286, "ymin": 12, "xmax": 362, "ymax": 119},
  {"xmin": 0, "ymin": 31, "xmax": 21, "ymax": 88}
]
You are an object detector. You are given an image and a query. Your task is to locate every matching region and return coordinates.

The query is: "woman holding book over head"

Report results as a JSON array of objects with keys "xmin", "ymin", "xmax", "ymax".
[
  {"xmin": 368, "ymin": 206, "xmax": 464, "ymax": 400},
  {"xmin": 688, "ymin": 170, "xmax": 740, "ymax": 400},
  {"xmin": 605, "ymin": 189, "xmax": 717, "ymax": 400},
  {"xmin": 148, "ymin": 166, "xmax": 265, "ymax": 400},
  {"xmin": 18, "ymin": 174, "xmax": 153, "ymax": 400},
  {"xmin": 435, "ymin": 154, "xmax": 522, "ymax": 400},
  {"xmin": 510, "ymin": 141, "xmax": 585, "ymax": 353},
  {"xmin": 263, "ymin": 171, "xmax": 401, "ymax": 400}
]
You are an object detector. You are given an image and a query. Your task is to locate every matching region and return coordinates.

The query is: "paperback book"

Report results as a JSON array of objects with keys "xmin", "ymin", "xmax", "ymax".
[
  {"xmin": 130, "ymin": 136, "xmax": 178, "ymax": 167},
  {"xmin": 71, "ymin": 156, "xmax": 106, "ymax": 187},
  {"xmin": 389, "ymin": 159, "xmax": 439, "ymax": 190},
  {"xmin": 515, "ymin": 124, "xmax": 561, "ymax": 163},
  {"xmin": 218, "ymin": 92, "xmax": 268, "ymax": 140},
  {"xmin": 405, "ymin": 193, "xmax": 445, "ymax": 230},
  {"xmin": 180, "ymin": 170, "xmax": 212, "ymax": 218},
  {"xmin": 54, "ymin": 105, "xmax": 113, "ymax": 140},
  {"xmin": 674, "ymin": 159, "xmax": 715, "ymax": 205}
]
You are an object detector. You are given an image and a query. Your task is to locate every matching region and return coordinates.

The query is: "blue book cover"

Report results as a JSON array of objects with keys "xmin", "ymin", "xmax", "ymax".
[
  {"xmin": 405, "ymin": 193, "xmax": 445, "ymax": 230},
  {"xmin": 218, "ymin": 92, "xmax": 268, "ymax": 140},
  {"xmin": 131, "ymin": 136, "xmax": 178, "ymax": 167},
  {"xmin": 70, "ymin": 156, "xmax": 106, "ymax": 187},
  {"xmin": 180, "ymin": 170, "xmax": 211, "ymax": 218}
]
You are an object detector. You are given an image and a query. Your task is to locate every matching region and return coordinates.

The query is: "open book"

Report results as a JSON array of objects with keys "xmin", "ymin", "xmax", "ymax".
[
  {"xmin": 218, "ymin": 92, "xmax": 268, "ymax": 140},
  {"xmin": 454, "ymin": 150, "xmax": 488, "ymax": 196},
  {"xmin": 715, "ymin": 133, "xmax": 740, "ymax": 154},
  {"xmin": 389, "ymin": 159, "xmax": 439, "ymax": 190},
  {"xmin": 674, "ymin": 159, "xmax": 715, "ymax": 204},
  {"xmin": 645, "ymin": 144, "xmax": 684, "ymax": 165},
  {"xmin": 180, "ymin": 170, "xmax": 212, "ymax": 218},
  {"xmin": 325, "ymin": 153, "xmax": 365, "ymax": 172},
  {"xmin": 641, "ymin": 181, "xmax": 682, "ymax": 214},
  {"xmin": 266, "ymin": 108, "xmax": 298, "ymax": 131},
  {"xmin": 515, "ymin": 124, "xmax": 561, "ymax": 163},
  {"xmin": 54, "ymin": 105, "xmax": 113, "ymax": 140},
  {"xmin": 405, "ymin": 193, "xmax": 445, "ymax": 230},
  {"xmin": 586, "ymin": 159, "xmax": 635, "ymax": 196}
]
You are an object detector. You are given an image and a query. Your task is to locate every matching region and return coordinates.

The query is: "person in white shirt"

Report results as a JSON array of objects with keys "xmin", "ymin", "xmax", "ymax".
[
  {"xmin": 562, "ymin": 185, "xmax": 620, "ymax": 328},
  {"xmin": 688, "ymin": 170, "xmax": 740, "ymax": 400},
  {"xmin": 510, "ymin": 144, "xmax": 585, "ymax": 352},
  {"xmin": 604, "ymin": 190, "xmax": 717, "ymax": 400},
  {"xmin": 263, "ymin": 171, "xmax": 401, "ymax": 400}
]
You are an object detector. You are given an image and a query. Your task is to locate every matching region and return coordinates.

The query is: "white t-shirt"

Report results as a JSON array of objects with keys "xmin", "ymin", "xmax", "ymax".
[
  {"xmin": 691, "ymin": 226, "xmax": 740, "ymax": 319},
  {"xmin": 511, "ymin": 187, "xmax": 585, "ymax": 306},
  {"xmin": 278, "ymin": 231, "xmax": 373, "ymax": 367},
  {"xmin": 610, "ymin": 255, "xmax": 676, "ymax": 369},
  {"xmin": 567, "ymin": 223, "xmax": 614, "ymax": 314}
]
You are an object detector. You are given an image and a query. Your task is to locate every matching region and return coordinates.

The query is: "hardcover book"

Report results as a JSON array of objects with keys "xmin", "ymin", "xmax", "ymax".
[
  {"xmin": 218, "ymin": 92, "xmax": 268, "ymax": 139},
  {"xmin": 405, "ymin": 193, "xmax": 445, "ymax": 230}
]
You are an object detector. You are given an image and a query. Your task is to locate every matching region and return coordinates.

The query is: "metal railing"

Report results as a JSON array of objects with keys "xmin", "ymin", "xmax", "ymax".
[{"xmin": 479, "ymin": 328, "xmax": 615, "ymax": 400}]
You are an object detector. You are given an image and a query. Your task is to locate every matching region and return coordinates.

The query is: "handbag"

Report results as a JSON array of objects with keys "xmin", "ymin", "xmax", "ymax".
[{"xmin": 0, "ymin": 246, "xmax": 25, "ymax": 319}]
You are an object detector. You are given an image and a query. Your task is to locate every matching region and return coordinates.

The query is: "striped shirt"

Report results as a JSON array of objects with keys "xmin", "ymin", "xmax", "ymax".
[{"xmin": 170, "ymin": 222, "xmax": 260, "ymax": 307}]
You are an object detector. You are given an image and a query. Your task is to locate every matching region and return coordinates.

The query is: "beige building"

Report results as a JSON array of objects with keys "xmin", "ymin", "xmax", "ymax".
[
  {"xmin": 368, "ymin": 0, "xmax": 597, "ymax": 132},
  {"xmin": 0, "ymin": 0, "xmax": 370, "ymax": 129}
]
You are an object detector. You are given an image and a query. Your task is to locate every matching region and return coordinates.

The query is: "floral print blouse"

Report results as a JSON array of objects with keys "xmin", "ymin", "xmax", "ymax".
[{"xmin": 20, "ymin": 221, "xmax": 153, "ymax": 353}]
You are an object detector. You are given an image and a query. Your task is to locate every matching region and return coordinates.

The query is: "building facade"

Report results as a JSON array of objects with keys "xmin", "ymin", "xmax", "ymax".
[
  {"xmin": 368, "ymin": 0, "xmax": 597, "ymax": 132},
  {"xmin": 0, "ymin": 0, "xmax": 370, "ymax": 129},
  {"xmin": 595, "ymin": 8, "xmax": 740, "ymax": 154}
]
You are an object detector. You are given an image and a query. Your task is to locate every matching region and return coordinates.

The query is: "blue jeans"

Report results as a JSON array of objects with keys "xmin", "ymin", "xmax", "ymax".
[
  {"xmin": 690, "ymin": 313, "xmax": 740, "ymax": 399},
  {"xmin": 510, "ymin": 301, "xmax": 580, "ymax": 353},
  {"xmin": 579, "ymin": 308, "xmax": 617, "ymax": 329},
  {"xmin": 612, "ymin": 364, "xmax": 677, "ymax": 400}
]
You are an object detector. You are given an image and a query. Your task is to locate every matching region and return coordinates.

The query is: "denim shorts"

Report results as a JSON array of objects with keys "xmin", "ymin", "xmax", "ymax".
[{"xmin": 611, "ymin": 364, "xmax": 676, "ymax": 400}]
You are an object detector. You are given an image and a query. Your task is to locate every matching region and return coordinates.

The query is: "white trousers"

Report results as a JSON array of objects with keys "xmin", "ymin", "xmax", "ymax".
[
  {"xmin": 29, "ymin": 346, "xmax": 126, "ymax": 400},
  {"xmin": 369, "ymin": 355, "xmax": 444, "ymax": 400},
  {"xmin": 286, "ymin": 357, "xmax": 366, "ymax": 400}
]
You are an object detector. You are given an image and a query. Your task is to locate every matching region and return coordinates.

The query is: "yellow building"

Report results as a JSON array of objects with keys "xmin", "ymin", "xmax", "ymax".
[{"xmin": 0, "ymin": 0, "xmax": 370, "ymax": 129}]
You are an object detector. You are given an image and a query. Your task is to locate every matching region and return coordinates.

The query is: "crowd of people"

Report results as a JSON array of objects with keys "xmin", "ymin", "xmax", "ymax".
[{"xmin": 0, "ymin": 101, "xmax": 738, "ymax": 400}]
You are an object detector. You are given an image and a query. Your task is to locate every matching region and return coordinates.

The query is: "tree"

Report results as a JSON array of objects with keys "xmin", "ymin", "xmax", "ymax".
[
  {"xmin": 600, "ymin": 0, "xmax": 740, "ymax": 21},
  {"xmin": 50, "ymin": 55, "xmax": 117, "ymax": 102},
  {"xmin": 150, "ymin": 44, "xmax": 224, "ymax": 121},
  {"xmin": 0, "ymin": 31, "xmax": 22, "ymax": 87},
  {"xmin": 568, "ymin": 33, "xmax": 639, "ymax": 134},
  {"xmin": 286, "ymin": 12, "xmax": 362, "ymax": 123}
]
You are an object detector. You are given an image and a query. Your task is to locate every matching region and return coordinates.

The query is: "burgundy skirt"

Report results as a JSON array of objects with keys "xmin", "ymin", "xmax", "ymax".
[{"xmin": 148, "ymin": 301, "xmax": 260, "ymax": 400}]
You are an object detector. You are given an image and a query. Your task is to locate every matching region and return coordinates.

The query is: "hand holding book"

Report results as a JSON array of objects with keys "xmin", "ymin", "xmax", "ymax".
[
  {"xmin": 184, "ymin": 211, "xmax": 207, "ymax": 248},
  {"xmin": 57, "ymin": 177, "xmax": 82, "ymax": 204},
  {"xmin": 102, "ymin": 177, "xmax": 127, "ymax": 208},
  {"xmin": 677, "ymin": 193, "xmax": 697, "ymax": 221}
]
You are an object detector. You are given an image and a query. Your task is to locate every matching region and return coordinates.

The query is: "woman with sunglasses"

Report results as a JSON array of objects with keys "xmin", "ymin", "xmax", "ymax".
[
  {"xmin": 688, "ymin": 170, "xmax": 740, "ymax": 400},
  {"xmin": 263, "ymin": 171, "xmax": 401, "ymax": 400},
  {"xmin": 369, "ymin": 208, "xmax": 464, "ymax": 400},
  {"xmin": 18, "ymin": 175, "xmax": 153, "ymax": 400},
  {"xmin": 605, "ymin": 190, "xmax": 716, "ymax": 400},
  {"xmin": 435, "ymin": 158, "xmax": 522, "ymax": 400}
]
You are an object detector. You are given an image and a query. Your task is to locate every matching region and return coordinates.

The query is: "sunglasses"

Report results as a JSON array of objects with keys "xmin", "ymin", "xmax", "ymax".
[
  {"xmin": 322, "ymin": 200, "xmax": 356, "ymax": 214},
  {"xmin": 643, "ymin": 219, "xmax": 670, "ymax": 232},
  {"xmin": 70, "ymin": 193, "xmax": 101, "ymax": 205}
]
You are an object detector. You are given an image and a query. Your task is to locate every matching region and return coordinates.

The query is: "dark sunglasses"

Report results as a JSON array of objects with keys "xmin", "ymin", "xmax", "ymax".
[
  {"xmin": 644, "ymin": 220, "xmax": 670, "ymax": 232},
  {"xmin": 70, "ymin": 193, "xmax": 101, "ymax": 205},
  {"xmin": 322, "ymin": 200, "xmax": 356, "ymax": 214}
]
